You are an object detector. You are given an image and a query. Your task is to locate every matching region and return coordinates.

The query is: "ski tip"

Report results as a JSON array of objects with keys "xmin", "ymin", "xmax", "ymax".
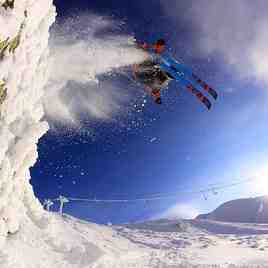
[
  {"xmin": 208, "ymin": 88, "xmax": 218, "ymax": 100},
  {"xmin": 203, "ymin": 98, "xmax": 212, "ymax": 110}
]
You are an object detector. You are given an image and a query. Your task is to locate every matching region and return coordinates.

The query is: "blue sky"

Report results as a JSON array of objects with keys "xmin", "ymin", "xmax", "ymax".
[{"xmin": 31, "ymin": 0, "xmax": 268, "ymax": 224}]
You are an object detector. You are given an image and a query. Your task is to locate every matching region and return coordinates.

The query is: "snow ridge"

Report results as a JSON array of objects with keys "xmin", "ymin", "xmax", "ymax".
[{"xmin": 197, "ymin": 196, "xmax": 268, "ymax": 223}]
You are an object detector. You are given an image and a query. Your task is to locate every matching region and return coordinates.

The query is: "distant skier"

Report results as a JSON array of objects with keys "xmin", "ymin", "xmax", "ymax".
[{"xmin": 133, "ymin": 39, "xmax": 218, "ymax": 109}]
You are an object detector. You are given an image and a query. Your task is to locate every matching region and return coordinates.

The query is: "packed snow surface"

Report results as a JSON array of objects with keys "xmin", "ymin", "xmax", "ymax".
[{"xmin": 3, "ymin": 213, "xmax": 268, "ymax": 267}]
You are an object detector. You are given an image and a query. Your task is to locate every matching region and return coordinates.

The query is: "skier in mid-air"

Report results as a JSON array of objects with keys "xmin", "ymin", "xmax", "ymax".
[
  {"xmin": 133, "ymin": 39, "xmax": 218, "ymax": 109},
  {"xmin": 133, "ymin": 39, "xmax": 170, "ymax": 104}
]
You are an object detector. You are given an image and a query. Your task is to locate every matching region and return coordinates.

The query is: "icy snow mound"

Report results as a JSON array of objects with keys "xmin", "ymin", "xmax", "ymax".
[
  {"xmin": 2, "ymin": 212, "xmax": 147, "ymax": 268},
  {"xmin": 197, "ymin": 196, "xmax": 268, "ymax": 223},
  {"xmin": 0, "ymin": 0, "xmax": 55, "ymax": 240}
]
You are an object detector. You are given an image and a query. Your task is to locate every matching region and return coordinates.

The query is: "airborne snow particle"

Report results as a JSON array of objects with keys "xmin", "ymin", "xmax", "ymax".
[{"xmin": 150, "ymin": 137, "xmax": 157, "ymax": 143}]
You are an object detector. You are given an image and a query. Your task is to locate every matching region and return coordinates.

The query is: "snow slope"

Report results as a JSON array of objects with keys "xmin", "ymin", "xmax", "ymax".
[
  {"xmin": 116, "ymin": 218, "xmax": 268, "ymax": 267},
  {"xmin": 197, "ymin": 196, "xmax": 268, "ymax": 223},
  {"xmin": 3, "ymin": 212, "xmax": 268, "ymax": 267}
]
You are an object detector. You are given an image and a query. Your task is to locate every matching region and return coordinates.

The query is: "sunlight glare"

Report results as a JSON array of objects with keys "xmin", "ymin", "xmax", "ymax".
[{"xmin": 250, "ymin": 167, "xmax": 268, "ymax": 196}]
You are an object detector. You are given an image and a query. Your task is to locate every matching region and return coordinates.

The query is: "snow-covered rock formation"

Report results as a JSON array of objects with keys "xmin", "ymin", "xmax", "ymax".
[
  {"xmin": 196, "ymin": 196, "xmax": 268, "ymax": 223},
  {"xmin": 0, "ymin": 0, "xmax": 55, "ymax": 239}
]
